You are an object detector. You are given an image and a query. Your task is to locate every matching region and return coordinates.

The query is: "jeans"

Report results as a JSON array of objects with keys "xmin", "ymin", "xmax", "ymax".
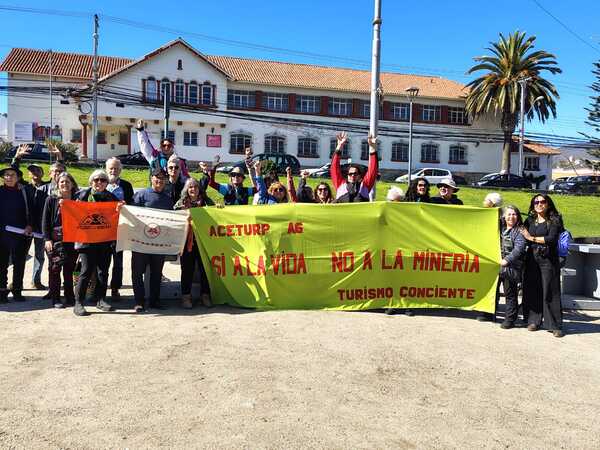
[
  {"xmin": 76, "ymin": 244, "xmax": 112, "ymax": 303},
  {"xmin": 131, "ymin": 252, "xmax": 165, "ymax": 306},
  {"xmin": 31, "ymin": 236, "xmax": 45, "ymax": 285}
]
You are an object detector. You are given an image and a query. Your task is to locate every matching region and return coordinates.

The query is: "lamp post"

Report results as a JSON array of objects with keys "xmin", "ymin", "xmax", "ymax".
[
  {"xmin": 405, "ymin": 86, "xmax": 419, "ymax": 185},
  {"xmin": 78, "ymin": 114, "xmax": 89, "ymax": 159}
]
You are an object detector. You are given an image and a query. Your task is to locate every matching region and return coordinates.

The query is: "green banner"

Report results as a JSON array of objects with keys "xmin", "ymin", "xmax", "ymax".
[{"xmin": 190, "ymin": 202, "xmax": 500, "ymax": 312}]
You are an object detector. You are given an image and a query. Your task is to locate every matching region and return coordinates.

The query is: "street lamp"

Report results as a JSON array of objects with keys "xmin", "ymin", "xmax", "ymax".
[
  {"xmin": 518, "ymin": 86, "xmax": 544, "ymax": 175},
  {"xmin": 405, "ymin": 86, "xmax": 419, "ymax": 185}
]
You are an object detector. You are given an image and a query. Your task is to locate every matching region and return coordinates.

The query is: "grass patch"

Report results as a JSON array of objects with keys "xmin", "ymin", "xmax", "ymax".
[{"xmin": 3, "ymin": 162, "xmax": 599, "ymax": 237}]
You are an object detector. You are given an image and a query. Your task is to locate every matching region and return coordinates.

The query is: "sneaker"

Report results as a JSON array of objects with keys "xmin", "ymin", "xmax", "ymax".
[
  {"xmin": 53, "ymin": 300, "xmax": 65, "ymax": 309},
  {"xmin": 201, "ymin": 293, "xmax": 212, "ymax": 308},
  {"xmin": 73, "ymin": 302, "xmax": 89, "ymax": 316},
  {"xmin": 527, "ymin": 324, "xmax": 539, "ymax": 332},
  {"xmin": 96, "ymin": 299, "xmax": 113, "ymax": 312},
  {"xmin": 134, "ymin": 304, "xmax": 145, "ymax": 313},
  {"xmin": 552, "ymin": 330, "xmax": 565, "ymax": 338},
  {"xmin": 500, "ymin": 321, "xmax": 514, "ymax": 329},
  {"xmin": 181, "ymin": 294, "xmax": 193, "ymax": 309}
]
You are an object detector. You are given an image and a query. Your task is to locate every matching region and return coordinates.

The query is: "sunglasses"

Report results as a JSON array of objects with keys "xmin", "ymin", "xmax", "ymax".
[
  {"xmin": 92, "ymin": 178, "xmax": 108, "ymax": 183},
  {"xmin": 273, "ymin": 188, "xmax": 285, "ymax": 193},
  {"xmin": 161, "ymin": 143, "xmax": 173, "ymax": 148},
  {"xmin": 534, "ymin": 200, "xmax": 547, "ymax": 205},
  {"xmin": 348, "ymin": 172, "xmax": 359, "ymax": 176},
  {"xmin": 417, "ymin": 183, "xmax": 427, "ymax": 188},
  {"xmin": 231, "ymin": 173, "xmax": 243, "ymax": 178},
  {"xmin": 167, "ymin": 166, "xmax": 179, "ymax": 170},
  {"xmin": 317, "ymin": 187, "xmax": 329, "ymax": 192}
]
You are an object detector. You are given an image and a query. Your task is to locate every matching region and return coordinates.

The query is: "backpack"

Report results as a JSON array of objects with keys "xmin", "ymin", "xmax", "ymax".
[{"xmin": 557, "ymin": 229, "xmax": 573, "ymax": 258}]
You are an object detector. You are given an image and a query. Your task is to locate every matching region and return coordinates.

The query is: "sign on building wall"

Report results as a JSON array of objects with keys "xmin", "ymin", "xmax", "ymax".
[
  {"xmin": 13, "ymin": 122, "xmax": 33, "ymax": 141},
  {"xmin": 206, "ymin": 134, "xmax": 222, "ymax": 148}
]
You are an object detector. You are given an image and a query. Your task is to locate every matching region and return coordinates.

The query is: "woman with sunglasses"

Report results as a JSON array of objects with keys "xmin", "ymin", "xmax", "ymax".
[
  {"xmin": 404, "ymin": 177, "xmax": 431, "ymax": 203},
  {"xmin": 520, "ymin": 194, "xmax": 565, "ymax": 337},
  {"xmin": 314, "ymin": 182, "xmax": 333, "ymax": 204},
  {"xmin": 72, "ymin": 169, "xmax": 119, "ymax": 316},
  {"xmin": 135, "ymin": 119, "xmax": 189, "ymax": 180},
  {"xmin": 165, "ymin": 154, "xmax": 189, "ymax": 204},
  {"xmin": 254, "ymin": 162, "xmax": 292, "ymax": 204},
  {"xmin": 42, "ymin": 172, "xmax": 79, "ymax": 308}
]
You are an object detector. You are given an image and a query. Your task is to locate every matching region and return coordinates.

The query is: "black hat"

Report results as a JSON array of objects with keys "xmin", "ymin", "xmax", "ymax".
[
  {"xmin": 151, "ymin": 168, "xmax": 167, "ymax": 178},
  {"xmin": 27, "ymin": 164, "xmax": 43, "ymax": 174},
  {"xmin": 0, "ymin": 166, "xmax": 23, "ymax": 178}
]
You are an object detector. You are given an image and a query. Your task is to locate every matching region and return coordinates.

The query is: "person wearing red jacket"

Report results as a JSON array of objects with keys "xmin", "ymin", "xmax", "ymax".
[{"xmin": 331, "ymin": 132, "xmax": 378, "ymax": 203}]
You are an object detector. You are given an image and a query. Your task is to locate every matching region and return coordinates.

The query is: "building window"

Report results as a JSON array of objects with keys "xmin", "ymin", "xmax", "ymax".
[
  {"xmin": 297, "ymin": 138, "xmax": 319, "ymax": 158},
  {"xmin": 422, "ymin": 105, "xmax": 441, "ymax": 122},
  {"xmin": 177, "ymin": 59, "xmax": 183, "ymax": 70},
  {"xmin": 296, "ymin": 95, "xmax": 321, "ymax": 114},
  {"xmin": 118, "ymin": 131, "xmax": 128, "ymax": 146},
  {"xmin": 360, "ymin": 140, "xmax": 379, "ymax": 160},
  {"xmin": 160, "ymin": 130, "xmax": 175, "ymax": 142},
  {"xmin": 174, "ymin": 80, "xmax": 185, "ymax": 104},
  {"xmin": 160, "ymin": 79, "xmax": 171, "ymax": 101},
  {"xmin": 391, "ymin": 103, "xmax": 410, "ymax": 121},
  {"xmin": 96, "ymin": 130, "xmax": 107, "ymax": 144},
  {"xmin": 184, "ymin": 131, "xmax": 198, "ymax": 146},
  {"xmin": 70, "ymin": 129, "xmax": 82, "ymax": 143},
  {"xmin": 328, "ymin": 97, "xmax": 352, "ymax": 116},
  {"xmin": 201, "ymin": 84, "xmax": 213, "ymax": 105},
  {"xmin": 449, "ymin": 144, "xmax": 467, "ymax": 164},
  {"xmin": 264, "ymin": 135, "xmax": 286, "ymax": 154},
  {"xmin": 263, "ymin": 92, "xmax": 289, "ymax": 111},
  {"xmin": 329, "ymin": 138, "xmax": 351, "ymax": 158},
  {"xmin": 362, "ymin": 102, "xmax": 371, "ymax": 118},
  {"xmin": 449, "ymin": 107, "xmax": 467, "ymax": 124},
  {"xmin": 230, "ymin": 133, "xmax": 252, "ymax": 154},
  {"xmin": 227, "ymin": 90, "xmax": 256, "ymax": 109},
  {"xmin": 145, "ymin": 78, "xmax": 158, "ymax": 102},
  {"xmin": 391, "ymin": 141, "xmax": 409, "ymax": 162},
  {"xmin": 524, "ymin": 156, "xmax": 540, "ymax": 171},
  {"xmin": 188, "ymin": 82, "xmax": 198, "ymax": 105},
  {"xmin": 421, "ymin": 143, "xmax": 439, "ymax": 162}
]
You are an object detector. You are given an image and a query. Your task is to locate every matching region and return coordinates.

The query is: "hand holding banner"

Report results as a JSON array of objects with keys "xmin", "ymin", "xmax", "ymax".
[{"xmin": 61, "ymin": 200, "xmax": 119, "ymax": 243}]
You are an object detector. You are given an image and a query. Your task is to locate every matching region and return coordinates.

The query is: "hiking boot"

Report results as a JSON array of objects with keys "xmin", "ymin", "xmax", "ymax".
[
  {"xmin": 181, "ymin": 294, "xmax": 193, "ymax": 309},
  {"xmin": 73, "ymin": 301, "xmax": 89, "ymax": 316},
  {"xmin": 96, "ymin": 299, "xmax": 113, "ymax": 312},
  {"xmin": 527, "ymin": 324, "xmax": 539, "ymax": 332},
  {"xmin": 12, "ymin": 291, "xmax": 25, "ymax": 302},
  {"xmin": 201, "ymin": 293, "xmax": 212, "ymax": 308},
  {"xmin": 500, "ymin": 320, "xmax": 514, "ymax": 329},
  {"xmin": 552, "ymin": 329, "xmax": 565, "ymax": 338}
]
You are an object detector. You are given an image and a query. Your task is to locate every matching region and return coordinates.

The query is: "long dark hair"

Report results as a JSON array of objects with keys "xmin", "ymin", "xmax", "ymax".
[
  {"xmin": 404, "ymin": 177, "xmax": 430, "ymax": 202},
  {"xmin": 315, "ymin": 182, "xmax": 332, "ymax": 203},
  {"xmin": 527, "ymin": 194, "xmax": 562, "ymax": 225}
]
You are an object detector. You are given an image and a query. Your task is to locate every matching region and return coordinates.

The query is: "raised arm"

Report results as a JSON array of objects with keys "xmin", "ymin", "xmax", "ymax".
[
  {"xmin": 287, "ymin": 166, "xmax": 298, "ymax": 203},
  {"xmin": 330, "ymin": 132, "xmax": 347, "ymax": 189},
  {"xmin": 135, "ymin": 119, "xmax": 159, "ymax": 163},
  {"xmin": 245, "ymin": 148, "xmax": 257, "ymax": 192},
  {"xmin": 11, "ymin": 144, "xmax": 31, "ymax": 169},
  {"xmin": 362, "ymin": 133, "xmax": 379, "ymax": 191}
]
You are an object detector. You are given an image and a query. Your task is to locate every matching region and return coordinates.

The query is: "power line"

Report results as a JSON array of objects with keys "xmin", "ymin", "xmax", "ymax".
[{"xmin": 531, "ymin": 0, "xmax": 600, "ymax": 55}]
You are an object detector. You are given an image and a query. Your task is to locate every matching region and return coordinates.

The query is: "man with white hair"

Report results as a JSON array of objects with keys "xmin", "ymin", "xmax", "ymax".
[
  {"xmin": 164, "ymin": 154, "xmax": 188, "ymax": 204},
  {"xmin": 105, "ymin": 157, "xmax": 134, "ymax": 300},
  {"xmin": 386, "ymin": 186, "xmax": 405, "ymax": 202}
]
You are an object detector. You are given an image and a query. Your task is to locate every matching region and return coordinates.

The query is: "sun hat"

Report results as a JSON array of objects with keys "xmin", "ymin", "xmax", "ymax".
[{"xmin": 436, "ymin": 177, "xmax": 459, "ymax": 191}]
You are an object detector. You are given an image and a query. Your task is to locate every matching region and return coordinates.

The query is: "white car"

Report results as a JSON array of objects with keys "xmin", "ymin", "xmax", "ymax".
[
  {"xmin": 303, "ymin": 163, "xmax": 331, "ymax": 176},
  {"xmin": 395, "ymin": 168, "xmax": 453, "ymax": 184}
]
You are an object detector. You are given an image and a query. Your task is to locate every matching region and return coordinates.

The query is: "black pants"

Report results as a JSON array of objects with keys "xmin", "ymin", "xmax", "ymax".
[
  {"xmin": 132, "ymin": 252, "xmax": 165, "ymax": 306},
  {"xmin": 500, "ymin": 274, "xmax": 520, "ymax": 323},
  {"xmin": 180, "ymin": 241, "xmax": 209, "ymax": 296},
  {"xmin": 522, "ymin": 255, "xmax": 562, "ymax": 330},
  {"xmin": 0, "ymin": 236, "xmax": 31, "ymax": 293},
  {"xmin": 109, "ymin": 249, "xmax": 123, "ymax": 290},
  {"xmin": 48, "ymin": 243, "xmax": 77, "ymax": 301},
  {"xmin": 76, "ymin": 244, "xmax": 112, "ymax": 303}
]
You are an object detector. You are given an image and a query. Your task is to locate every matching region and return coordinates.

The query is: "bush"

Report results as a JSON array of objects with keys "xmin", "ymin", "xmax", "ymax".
[
  {"xmin": 45, "ymin": 139, "xmax": 79, "ymax": 162},
  {"xmin": 0, "ymin": 141, "xmax": 12, "ymax": 162}
]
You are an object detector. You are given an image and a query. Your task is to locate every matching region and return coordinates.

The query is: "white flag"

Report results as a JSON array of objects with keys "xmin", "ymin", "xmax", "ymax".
[{"xmin": 116, "ymin": 205, "xmax": 189, "ymax": 255}]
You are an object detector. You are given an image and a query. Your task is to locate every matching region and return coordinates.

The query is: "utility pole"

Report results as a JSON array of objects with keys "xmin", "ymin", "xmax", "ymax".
[
  {"xmin": 368, "ymin": 0, "xmax": 382, "ymax": 138},
  {"xmin": 92, "ymin": 14, "xmax": 99, "ymax": 161},
  {"xmin": 163, "ymin": 85, "xmax": 170, "ymax": 140},
  {"xmin": 48, "ymin": 50, "xmax": 53, "ymax": 139},
  {"xmin": 518, "ymin": 77, "xmax": 531, "ymax": 176}
]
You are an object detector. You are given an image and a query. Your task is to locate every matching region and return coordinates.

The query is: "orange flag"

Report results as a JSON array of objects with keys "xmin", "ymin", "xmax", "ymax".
[{"xmin": 61, "ymin": 200, "xmax": 119, "ymax": 243}]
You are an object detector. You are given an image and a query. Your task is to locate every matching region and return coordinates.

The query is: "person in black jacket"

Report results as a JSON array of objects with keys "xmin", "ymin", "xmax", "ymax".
[
  {"xmin": 105, "ymin": 157, "xmax": 133, "ymax": 300},
  {"xmin": 0, "ymin": 166, "xmax": 33, "ymax": 303},
  {"xmin": 521, "ymin": 194, "xmax": 564, "ymax": 337},
  {"xmin": 73, "ymin": 169, "xmax": 118, "ymax": 316},
  {"xmin": 431, "ymin": 178, "xmax": 463, "ymax": 205},
  {"xmin": 42, "ymin": 172, "xmax": 79, "ymax": 308},
  {"xmin": 498, "ymin": 205, "xmax": 527, "ymax": 329}
]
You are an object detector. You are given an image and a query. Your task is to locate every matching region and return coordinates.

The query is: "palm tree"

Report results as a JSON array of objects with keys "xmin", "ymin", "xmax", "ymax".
[{"xmin": 465, "ymin": 31, "xmax": 561, "ymax": 173}]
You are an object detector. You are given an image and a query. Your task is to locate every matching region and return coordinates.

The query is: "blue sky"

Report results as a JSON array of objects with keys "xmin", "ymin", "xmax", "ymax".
[{"xmin": 1, "ymin": 0, "xmax": 599, "ymax": 140}]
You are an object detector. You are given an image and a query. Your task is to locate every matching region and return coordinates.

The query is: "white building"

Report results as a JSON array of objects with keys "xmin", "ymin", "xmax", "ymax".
[{"xmin": 0, "ymin": 39, "xmax": 558, "ymax": 185}]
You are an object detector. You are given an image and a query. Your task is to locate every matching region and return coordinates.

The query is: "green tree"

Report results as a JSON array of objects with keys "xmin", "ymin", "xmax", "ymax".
[
  {"xmin": 465, "ymin": 31, "xmax": 561, "ymax": 173},
  {"xmin": 585, "ymin": 61, "xmax": 600, "ymax": 159}
]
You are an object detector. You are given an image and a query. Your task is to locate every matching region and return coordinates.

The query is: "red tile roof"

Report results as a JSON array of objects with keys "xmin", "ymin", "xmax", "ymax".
[
  {"xmin": 511, "ymin": 138, "xmax": 561, "ymax": 155},
  {"xmin": 0, "ymin": 41, "xmax": 467, "ymax": 99}
]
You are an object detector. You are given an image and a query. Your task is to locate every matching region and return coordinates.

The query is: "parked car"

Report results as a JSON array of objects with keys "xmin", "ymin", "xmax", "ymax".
[
  {"xmin": 304, "ymin": 163, "xmax": 331, "ymax": 177},
  {"xmin": 216, "ymin": 153, "xmax": 301, "ymax": 175},
  {"xmin": 549, "ymin": 175, "xmax": 600, "ymax": 194},
  {"xmin": 115, "ymin": 151, "xmax": 149, "ymax": 167},
  {"xmin": 308, "ymin": 163, "xmax": 370, "ymax": 179},
  {"xmin": 394, "ymin": 168, "xmax": 453, "ymax": 184},
  {"xmin": 548, "ymin": 176, "xmax": 571, "ymax": 191},
  {"xmin": 473, "ymin": 173, "xmax": 532, "ymax": 189},
  {"xmin": 5, "ymin": 143, "xmax": 78, "ymax": 162},
  {"xmin": 452, "ymin": 174, "xmax": 468, "ymax": 186}
]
